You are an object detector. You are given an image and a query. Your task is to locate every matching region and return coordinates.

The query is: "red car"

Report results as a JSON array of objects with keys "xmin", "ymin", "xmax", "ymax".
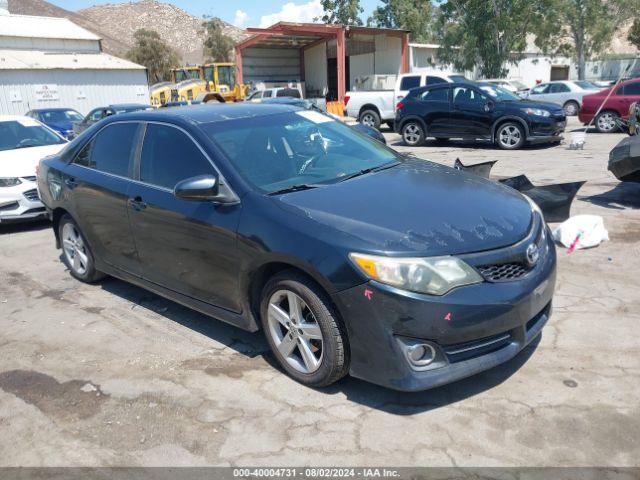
[{"xmin": 579, "ymin": 77, "xmax": 640, "ymax": 133}]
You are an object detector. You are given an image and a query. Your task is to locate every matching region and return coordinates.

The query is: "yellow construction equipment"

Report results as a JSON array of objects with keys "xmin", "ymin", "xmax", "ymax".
[{"xmin": 150, "ymin": 64, "xmax": 248, "ymax": 107}]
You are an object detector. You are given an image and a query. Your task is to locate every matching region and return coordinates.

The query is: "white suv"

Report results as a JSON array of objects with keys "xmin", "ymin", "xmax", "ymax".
[{"xmin": 0, "ymin": 115, "xmax": 67, "ymax": 223}]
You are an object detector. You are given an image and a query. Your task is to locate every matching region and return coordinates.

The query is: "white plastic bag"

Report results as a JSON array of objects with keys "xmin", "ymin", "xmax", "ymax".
[{"xmin": 552, "ymin": 215, "xmax": 609, "ymax": 250}]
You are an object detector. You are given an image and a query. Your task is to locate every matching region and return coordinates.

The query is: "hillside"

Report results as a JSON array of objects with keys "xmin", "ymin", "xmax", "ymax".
[
  {"xmin": 7, "ymin": 0, "xmax": 246, "ymax": 65},
  {"xmin": 79, "ymin": 0, "xmax": 246, "ymax": 64}
]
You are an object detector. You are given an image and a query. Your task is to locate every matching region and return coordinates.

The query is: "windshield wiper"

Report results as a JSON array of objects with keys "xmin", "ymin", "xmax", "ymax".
[
  {"xmin": 335, "ymin": 161, "xmax": 400, "ymax": 183},
  {"xmin": 268, "ymin": 183, "xmax": 320, "ymax": 195}
]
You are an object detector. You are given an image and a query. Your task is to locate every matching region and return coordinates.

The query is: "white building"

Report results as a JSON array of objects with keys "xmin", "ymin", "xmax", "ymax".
[{"xmin": 0, "ymin": 6, "xmax": 149, "ymax": 116}]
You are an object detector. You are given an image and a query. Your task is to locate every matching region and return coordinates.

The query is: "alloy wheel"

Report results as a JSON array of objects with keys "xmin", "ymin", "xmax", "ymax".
[
  {"xmin": 361, "ymin": 113, "xmax": 376, "ymax": 128},
  {"xmin": 498, "ymin": 125, "xmax": 522, "ymax": 148},
  {"xmin": 564, "ymin": 102, "xmax": 578, "ymax": 116},
  {"xmin": 267, "ymin": 290, "xmax": 323, "ymax": 374},
  {"xmin": 62, "ymin": 223, "xmax": 89, "ymax": 275},
  {"xmin": 403, "ymin": 124, "xmax": 422, "ymax": 145},
  {"xmin": 597, "ymin": 113, "xmax": 617, "ymax": 132}
]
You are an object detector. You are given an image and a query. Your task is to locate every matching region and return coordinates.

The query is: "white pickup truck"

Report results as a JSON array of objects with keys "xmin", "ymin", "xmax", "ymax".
[{"xmin": 345, "ymin": 72, "xmax": 467, "ymax": 129}]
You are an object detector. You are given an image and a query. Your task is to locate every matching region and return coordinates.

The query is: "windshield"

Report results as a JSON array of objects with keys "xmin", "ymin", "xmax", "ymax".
[
  {"xmin": 574, "ymin": 80, "xmax": 599, "ymax": 90},
  {"xmin": 0, "ymin": 119, "xmax": 66, "ymax": 152},
  {"xmin": 479, "ymin": 84, "xmax": 521, "ymax": 101},
  {"xmin": 39, "ymin": 110, "xmax": 83, "ymax": 123},
  {"xmin": 202, "ymin": 111, "xmax": 399, "ymax": 193},
  {"xmin": 218, "ymin": 66, "xmax": 235, "ymax": 86}
]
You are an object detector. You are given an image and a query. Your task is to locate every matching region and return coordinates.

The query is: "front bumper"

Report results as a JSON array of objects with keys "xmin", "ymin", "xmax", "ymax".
[
  {"xmin": 0, "ymin": 181, "xmax": 47, "ymax": 223},
  {"xmin": 527, "ymin": 115, "xmax": 566, "ymax": 142},
  {"xmin": 332, "ymin": 221, "xmax": 557, "ymax": 392}
]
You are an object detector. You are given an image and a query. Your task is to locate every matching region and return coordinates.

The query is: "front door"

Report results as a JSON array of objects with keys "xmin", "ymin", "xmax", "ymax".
[
  {"xmin": 128, "ymin": 123, "xmax": 243, "ymax": 312},
  {"xmin": 66, "ymin": 122, "xmax": 142, "ymax": 273},
  {"xmin": 449, "ymin": 86, "xmax": 493, "ymax": 138}
]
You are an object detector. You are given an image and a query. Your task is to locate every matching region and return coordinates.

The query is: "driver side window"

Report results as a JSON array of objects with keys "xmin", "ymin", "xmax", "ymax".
[{"xmin": 453, "ymin": 87, "xmax": 486, "ymax": 106}]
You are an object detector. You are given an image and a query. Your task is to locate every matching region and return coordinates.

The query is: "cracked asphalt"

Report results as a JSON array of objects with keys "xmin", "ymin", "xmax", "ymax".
[{"xmin": 1, "ymin": 117, "xmax": 639, "ymax": 467}]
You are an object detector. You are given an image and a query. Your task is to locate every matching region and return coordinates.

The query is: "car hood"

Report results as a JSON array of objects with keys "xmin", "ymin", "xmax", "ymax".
[
  {"xmin": 276, "ymin": 159, "xmax": 533, "ymax": 256},
  {"xmin": 0, "ymin": 144, "xmax": 66, "ymax": 177},
  {"xmin": 510, "ymin": 99, "xmax": 565, "ymax": 112}
]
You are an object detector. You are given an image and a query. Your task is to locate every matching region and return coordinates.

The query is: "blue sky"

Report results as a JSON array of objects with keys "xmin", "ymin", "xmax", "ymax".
[{"xmin": 49, "ymin": 0, "xmax": 382, "ymax": 28}]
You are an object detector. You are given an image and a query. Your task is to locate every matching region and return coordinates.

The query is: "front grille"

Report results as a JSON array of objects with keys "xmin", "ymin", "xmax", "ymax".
[
  {"xmin": 21, "ymin": 176, "xmax": 36, "ymax": 182},
  {"xmin": 478, "ymin": 262, "xmax": 529, "ymax": 282},
  {"xmin": 444, "ymin": 332, "xmax": 513, "ymax": 363},
  {"xmin": 23, "ymin": 188, "xmax": 40, "ymax": 202},
  {"xmin": 0, "ymin": 201, "xmax": 19, "ymax": 212}
]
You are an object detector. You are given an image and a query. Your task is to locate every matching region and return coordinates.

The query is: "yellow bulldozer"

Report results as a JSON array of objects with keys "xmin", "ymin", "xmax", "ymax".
[{"xmin": 150, "ymin": 63, "xmax": 248, "ymax": 107}]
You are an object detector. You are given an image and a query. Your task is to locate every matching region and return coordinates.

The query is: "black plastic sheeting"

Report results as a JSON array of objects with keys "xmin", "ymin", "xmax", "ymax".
[
  {"xmin": 453, "ymin": 159, "xmax": 585, "ymax": 223},
  {"xmin": 609, "ymin": 135, "xmax": 640, "ymax": 183}
]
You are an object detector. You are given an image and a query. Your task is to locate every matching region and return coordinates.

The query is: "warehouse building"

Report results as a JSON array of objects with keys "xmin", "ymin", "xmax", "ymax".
[
  {"xmin": 0, "ymin": 5, "xmax": 149, "ymax": 116},
  {"xmin": 235, "ymin": 22, "xmax": 409, "ymax": 102}
]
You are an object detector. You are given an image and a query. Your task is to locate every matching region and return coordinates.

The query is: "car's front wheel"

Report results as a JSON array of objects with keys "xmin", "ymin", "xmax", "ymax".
[
  {"xmin": 496, "ymin": 122, "xmax": 525, "ymax": 150},
  {"xmin": 260, "ymin": 271, "xmax": 349, "ymax": 387},
  {"xmin": 59, "ymin": 214, "xmax": 105, "ymax": 283},
  {"xmin": 595, "ymin": 111, "xmax": 620, "ymax": 133},
  {"xmin": 401, "ymin": 121, "xmax": 425, "ymax": 146}
]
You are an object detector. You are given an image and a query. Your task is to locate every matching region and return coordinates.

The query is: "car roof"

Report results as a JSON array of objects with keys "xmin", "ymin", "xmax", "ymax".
[
  {"xmin": 111, "ymin": 103, "xmax": 303, "ymax": 125},
  {"xmin": 0, "ymin": 114, "xmax": 39, "ymax": 122},
  {"xmin": 29, "ymin": 107, "xmax": 78, "ymax": 112},
  {"xmin": 108, "ymin": 103, "xmax": 150, "ymax": 109}
]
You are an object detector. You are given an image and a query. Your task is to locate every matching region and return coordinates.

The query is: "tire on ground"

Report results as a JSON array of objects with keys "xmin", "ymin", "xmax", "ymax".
[
  {"xmin": 401, "ymin": 121, "xmax": 426, "ymax": 147},
  {"xmin": 58, "ymin": 214, "xmax": 105, "ymax": 283},
  {"xmin": 358, "ymin": 109, "xmax": 381, "ymax": 130}
]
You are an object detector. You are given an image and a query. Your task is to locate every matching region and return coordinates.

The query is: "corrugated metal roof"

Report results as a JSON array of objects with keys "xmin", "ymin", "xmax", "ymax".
[
  {"xmin": 0, "ymin": 49, "xmax": 146, "ymax": 70},
  {"xmin": 0, "ymin": 14, "xmax": 100, "ymax": 41}
]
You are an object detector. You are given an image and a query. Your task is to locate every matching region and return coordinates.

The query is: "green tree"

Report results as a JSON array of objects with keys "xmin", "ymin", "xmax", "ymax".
[
  {"xmin": 317, "ymin": 0, "xmax": 363, "ymax": 25},
  {"xmin": 368, "ymin": 0, "xmax": 435, "ymax": 43},
  {"xmin": 203, "ymin": 18, "xmax": 235, "ymax": 62},
  {"xmin": 534, "ymin": 0, "xmax": 639, "ymax": 79},
  {"xmin": 435, "ymin": 0, "xmax": 546, "ymax": 78},
  {"xmin": 627, "ymin": 18, "xmax": 640, "ymax": 50},
  {"xmin": 126, "ymin": 29, "xmax": 180, "ymax": 83}
]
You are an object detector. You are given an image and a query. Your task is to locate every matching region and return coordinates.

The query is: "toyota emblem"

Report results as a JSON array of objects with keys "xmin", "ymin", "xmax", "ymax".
[{"xmin": 526, "ymin": 243, "xmax": 540, "ymax": 267}]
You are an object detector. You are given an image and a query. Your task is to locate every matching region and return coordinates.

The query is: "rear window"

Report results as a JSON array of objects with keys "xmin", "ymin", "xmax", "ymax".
[
  {"xmin": 426, "ymin": 76, "xmax": 446, "ymax": 86},
  {"xmin": 277, "ymin": 88, "xmax": 301, "ymax": 98},
  {"xmin": 420, "ymin": 88, "xmax": 449, "ymax": 102},
  {"xmin": 400, "ymin": 76, "xmax": 421, "ymax": 90}
]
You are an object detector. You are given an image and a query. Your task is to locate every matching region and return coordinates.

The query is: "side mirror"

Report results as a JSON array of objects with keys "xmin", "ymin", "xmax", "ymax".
[{"xmin": 174, "ymin": 175, "xmax": 219, "ymax": 201}]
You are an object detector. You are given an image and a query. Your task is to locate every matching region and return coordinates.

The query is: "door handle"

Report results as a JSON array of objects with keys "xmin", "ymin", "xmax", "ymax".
[
  {"xmin": 128, "ymin": 196, "xmax": 147, "ymax": 211},
  {"xmin": 64, "ymin": 177, "xmax": 78, "ymax": 189}
]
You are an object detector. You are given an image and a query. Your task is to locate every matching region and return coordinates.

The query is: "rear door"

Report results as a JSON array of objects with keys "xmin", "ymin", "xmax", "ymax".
[
  {"xmin": 128, "ymin": 122, "xmax": 243, "ymax": 312},
  {"xmin": 615, "ymin": 81, "xmax": 640, "ymax": 118},
  {"xmin": 414, "ymin": 86, "xmax": 451, "ymax": 135},
  {"xmin": 545, "ymin": 82, "xmax": 571, "ymax": 106},
  {"xmin": 65, "ymin": 121, "xmax": 142, "ymax": 273}
]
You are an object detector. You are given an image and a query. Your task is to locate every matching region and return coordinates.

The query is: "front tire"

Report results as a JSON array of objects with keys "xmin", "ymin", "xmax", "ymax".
[
  {"xmin": 563, "ymin": 100, "xmax": 579, "ymax": 116},
  {"xmin": 595, "ymin": 111, "xmax": 620, "ymax": 133},
  {"xmin": 496, "ymin": 122, "xmax": 525, "ymax": 150},
  {"xmin": 260, "ymin": 271, "xmax": 349, "ymax": 388},
  {"xmin": 359, "ymin": 109, "xmax": 381, "ymax": 130},
  {"xmin": 58, "ymin": 214, "xmax": 105, "ymax": 283},
  {"xmin": 401, "ymin": 121, "xmax": 425, "ymax": 146}
]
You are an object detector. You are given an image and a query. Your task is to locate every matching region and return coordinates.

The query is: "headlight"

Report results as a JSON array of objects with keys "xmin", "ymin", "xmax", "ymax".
[
  {"xmin": 523, "ymin": 194, "xmax": 544, "ymax": 221},
  {"xmin": 349, "ymin": 253, "xmax": 483, "ymax": 295},
  {"xmin": 522, "ymin": 108, "xmax": 550, "ymax": 117},
  {"xmin": 0, "ymin": 177, "xmax": 22, "ymax": 187}
]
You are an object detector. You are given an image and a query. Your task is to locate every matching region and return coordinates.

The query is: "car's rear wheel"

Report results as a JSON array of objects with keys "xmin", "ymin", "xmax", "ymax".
[
  {"xmin": 563, "ymin": 100, "xmax": 579, "ymax": 116},
  {"xmin": 359, "ymin": 109, "xmax": 381, "ymax": 130},
  {"xmin": 401, "ymin": 121, "xmax": 425, "ymax": 146},
  {"xmin": 595, "ymin": 111, "xmax": 620, "ymax": 133},
  {"xmin": 496, "ymin": 122, "xmax": 525, "ymax": 150},
  {"xmin": 260, "ymin": 271, "xmax": 349, "ymax": 387},
  {"xmin": 59, "ymin": 214, "xmax": 105, "ymax": 283}
]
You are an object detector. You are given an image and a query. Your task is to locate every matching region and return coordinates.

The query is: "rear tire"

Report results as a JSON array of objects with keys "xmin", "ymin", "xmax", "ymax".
[
  {"xmin": 260, "ymin": 271, "xmax": 349, "ymax": 388},
  {"xmin": 496, "ymin": 122, "xmax": 525, "ymax": 150},
  {"xmin": 401, "ymin": 121, "xmax": 425, "ymax": 146},
  {"xmin": 563, "ymin": 100, "xmax": 579, "ymax": 116},
  {"xmin": 58, "ymin": 214, "xmax": 105, "ymax": 283},
  {"xmin": 359, "ymin": 109, "xmax": 381, "ymax": 130},
  {"xmin": 595, "ymin": 111, "xmax": 620, "ymax": 133}
]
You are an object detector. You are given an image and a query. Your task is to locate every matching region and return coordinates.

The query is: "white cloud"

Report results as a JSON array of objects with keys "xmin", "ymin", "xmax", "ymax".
[
  {"xmin": 259, "ymin": 0, "xmax": 323, "ymax": 28},
  {"xmin": 233, "ymin": 9, "xmax": 249, "ymax": 28}
]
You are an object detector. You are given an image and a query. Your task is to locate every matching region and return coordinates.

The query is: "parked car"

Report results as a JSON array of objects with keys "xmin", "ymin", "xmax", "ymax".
[
  {"xmin": 395, "ymin": 82, "xmax": 566, "ymax": 149},
  {"xmin": 37, "ymin": 103, "xmax": 556, "ymax": 391},
  {"xmin": 484, "ymin": 79, "xmax": 530, "ymax": 95},
  {"xmin": 345, "ymin": 72, "xmax": 468, "ymax": 130},
  {"xmin": 25, "ymin": 108, "xmax": 84, "ymax": 139},
  {"xmin": 525, "ymin": 80, "xmax": 601, "ymax": 116},
  {"xmin": 247, "ymin": 87, "xmax": 303, "ymax": 101},
  {"xmin": 579, "ymin": 77, "xmax": 640, "ymax": 133},
  {"xmin": 260, "ymin": 97, "xmax": 386, "ymax": 144},
  {"xmin": 70, "ymin": 103, "xmax": 152, "ymax": 139},
  {"xmin": 0, "ymin": 115, "xmax": 67, "ymax": 223}
]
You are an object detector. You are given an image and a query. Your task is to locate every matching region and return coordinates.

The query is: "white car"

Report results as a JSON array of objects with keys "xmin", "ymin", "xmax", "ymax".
[
  {"xmin": 247, "ymin": 87, "xmax": 303, "ymax": 101},
  {"xmin": 345, "ymin": 72, "xmax": 468, "ymax": 129},
  {"xmin": 0, "ymin": 115, "xmax": 67, "ymax": 223},
  {"xmin": 484, "ymin": 79, "xmax": 530, "ymax": 95},
  {"xmin": 525, "ymin": 80, "xmax": 602, "ymax": 116}
]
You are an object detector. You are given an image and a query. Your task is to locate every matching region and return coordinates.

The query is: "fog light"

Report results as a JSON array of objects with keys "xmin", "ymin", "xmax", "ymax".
[{"xmin": 406, "ymin": 343, "xmax": 436, "ymax": 366}]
